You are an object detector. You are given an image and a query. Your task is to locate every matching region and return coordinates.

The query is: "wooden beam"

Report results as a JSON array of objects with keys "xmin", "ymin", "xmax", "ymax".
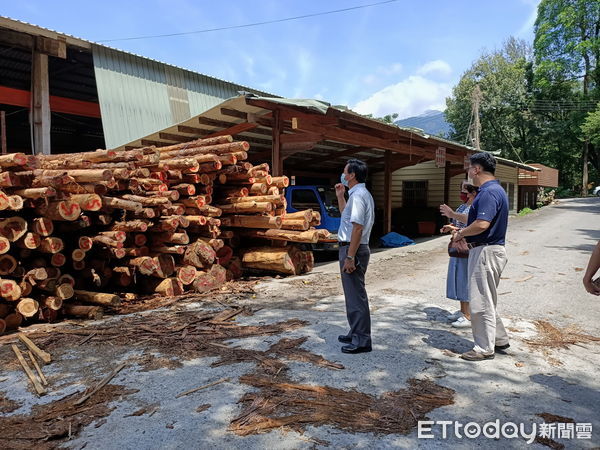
[
  {"xmin": 158, "ymin": 132, "xmax": 190, "ymax": 143},
  {"xmin": 32, "ymin": 51, "xmax": 51, "ymax": 155},
  {"xmin": 204, "ymin": 122, "xmax": 257, "ymax": 138},
  {"xmin": 279, "ymin": 132, "xmax": 323, "ymax": 145},
  {"xmin": 301, "ymin": 146, "xmax": 372, "ymax": 166},
  {"xmin": 177, "ymin": 125, "xmax": 212, "ymax": 136},
  {"xmin": 220, "ymin": 108, "xmax": 247, "ymax": 120},
  {"xmin": 36, "ymin": 36, "xmax": 67, "ymax": 59},
  {"xmin": 271, "ymin": 109, "xmax": 283, "ymax": 176},
  {"xmin": 0, "ymin": 85, "xmax": 101, "ymax": 118},
  {"xmin": 384, "ymin": 151, "xmax": 392, "ymax": 235},
  {"xmin": 444, "ymin": 163, "xmax": 451, "ymax": 206}
]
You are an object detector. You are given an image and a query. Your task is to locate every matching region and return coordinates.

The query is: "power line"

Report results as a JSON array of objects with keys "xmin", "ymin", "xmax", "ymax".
[{"xmin": 98, "ymin": 0, "xmax": 400, "ymax": 43}]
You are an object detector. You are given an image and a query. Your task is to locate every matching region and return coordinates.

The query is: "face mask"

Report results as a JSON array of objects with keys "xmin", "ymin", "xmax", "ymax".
[
  {"xmin": 340, "ymin": 173, "xmax": 349, "ymax": 187},
  {"xmin": 460, "ymin": 193, "xmax": 468, "ymax": 203}
]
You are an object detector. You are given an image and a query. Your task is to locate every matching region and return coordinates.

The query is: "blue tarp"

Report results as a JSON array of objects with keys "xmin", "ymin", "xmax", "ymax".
[{"xmin": 380, "ymin": 232, "xmax": 415, "ymax": 248}]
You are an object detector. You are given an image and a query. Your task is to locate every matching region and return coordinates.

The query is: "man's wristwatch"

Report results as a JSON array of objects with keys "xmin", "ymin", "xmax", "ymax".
[{"xmin": 345, "ymin": 255, "xmax": 355, "ymax": 261}]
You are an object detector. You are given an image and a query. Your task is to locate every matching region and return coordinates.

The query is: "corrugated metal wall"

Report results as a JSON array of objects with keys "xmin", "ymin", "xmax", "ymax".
[{"xmin": 92, "ymin": 45, "xmax": 258, "ymax": 149}]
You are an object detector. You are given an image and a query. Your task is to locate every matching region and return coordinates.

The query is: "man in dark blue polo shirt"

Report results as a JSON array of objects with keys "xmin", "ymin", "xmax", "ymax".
[{"xmin": 452, "ymin": 152, "xmax": 510, "ymax": 361}]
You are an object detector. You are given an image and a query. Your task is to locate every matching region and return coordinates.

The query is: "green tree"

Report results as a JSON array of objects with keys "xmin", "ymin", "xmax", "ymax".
[
  {"xmin": 581, "ymin": 104, "xmax": 600, "ymax": 177},
  {"xmin": 534, "ymin": 0, "xmax": 600, "ymax": 193},
  {"xmin": 445, "ymin": 37, "xmax": 536, "ymax": 162}
]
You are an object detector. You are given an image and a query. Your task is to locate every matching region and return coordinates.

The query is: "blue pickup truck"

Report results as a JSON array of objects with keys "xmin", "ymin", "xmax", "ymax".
[{"xmin": 285, "ymin": 185, "xmax": 341, "ymax": 251}]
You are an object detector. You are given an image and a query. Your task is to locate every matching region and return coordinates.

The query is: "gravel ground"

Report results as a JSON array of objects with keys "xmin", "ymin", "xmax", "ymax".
[{"xmin": 1, "ymin": 197, "xmax": 599, "ymax": 449}]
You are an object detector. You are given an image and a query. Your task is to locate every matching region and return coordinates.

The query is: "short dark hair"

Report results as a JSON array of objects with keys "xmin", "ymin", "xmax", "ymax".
[
  {"xmin": 465, "ymin": 183, "xmax": 478, "ymax": 194},
  {"xmin": 346, "ymin": 159, "xmax": 368, "ymax": 183},
  {"xmin": 470, "ymin": 152, "xmax": 496, "ymax": 174}
]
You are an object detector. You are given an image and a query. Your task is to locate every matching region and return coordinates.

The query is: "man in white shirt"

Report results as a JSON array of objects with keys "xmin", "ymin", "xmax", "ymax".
[{"xmin": 335, "ymin": 159, "xmax": 375, "ymax": 354}]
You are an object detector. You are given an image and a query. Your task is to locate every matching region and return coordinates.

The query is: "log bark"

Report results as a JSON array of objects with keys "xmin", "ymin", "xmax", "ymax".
[
  {"xmin": 102, "ymin": 196, "xmax": 143, "ymax": 213},
  {"xmin": 70, "ymin": 194, "xmax": 103, "ymax": 211},
  {"xmin": 129, "ymin": 256, "xmax": 158, "ymax": 275},
  {"xmin": 0, "ymin": 216, "xmax": 28, "ymax": 241},
  {"xmin": 217, "ymin": 201, "xmax": 273, "ymax": 214},
  {"xmin": 12, "ymin": 187, "xmax": 56, "ymax": 199},
  {"xmin": 36, "ymin": 200, "xmax": 81, "ymax": 221},
  {"xmin": 16, "ymin": 232, "xmax": 41, "ymax": 249},
  {"xmin": 31, "ymin": 217, "xmax": 54, "ymax": 236},
  {"xmin": 241, "ymin": 247, "xmax": 298, "ymax": 275},
  {"xmin": 73, "ymin": 290, "xmax": 121, "ymax": 307},
  {"xmin": 0, "ymin": 254, "xmax": 17, "ymax": 275},
  {"xmin": 150, "ymin": 277, "xmax": 184, "ymax": 296},
  {"xmin": 62, "ymin": 304, "xmax": 104, "ymax": 320},
  {"xmin": 220, "ymin": 215, "xmax": 282, "ymax": 229},
  {"xmin": 39, "ymin": 237, "xmax": 65, "ymax": 254},
  {"xmin": 183, "ymin": 240, "xmax": 216, "ymax": 268},
  {"xmin": 176, "ymin": 265, "xmax": 197, "ymax": 285}
]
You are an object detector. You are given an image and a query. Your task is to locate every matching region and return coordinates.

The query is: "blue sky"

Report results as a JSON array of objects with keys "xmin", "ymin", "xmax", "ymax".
[{"xmin": 4, "ymin": 0, "xmax": 539, "ymax": 119}]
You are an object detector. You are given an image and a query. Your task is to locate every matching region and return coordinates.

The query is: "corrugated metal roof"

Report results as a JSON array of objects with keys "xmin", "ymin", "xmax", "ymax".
[{"xmin": 0, "ymin": 16, "xmax": 276, "ymax": 98}]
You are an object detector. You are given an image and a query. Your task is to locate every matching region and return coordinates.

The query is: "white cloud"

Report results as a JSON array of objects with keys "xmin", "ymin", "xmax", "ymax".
[
  {"xmin": 416, "ymin": 60, "xmax": 452, "ymax": 78},
  {"xmin": 352, "ymin": 75, "xmax": 452, "ymax": 119}
]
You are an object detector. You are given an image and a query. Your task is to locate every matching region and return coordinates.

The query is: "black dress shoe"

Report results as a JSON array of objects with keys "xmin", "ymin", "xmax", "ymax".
[
  {"xmin": 338, "ymin": 335, "xmax": 352, "ymax": 343},
  {"xmin": 495, "ymin": 343, "xmax": 510, "ymax": 353},
  {"xmin": 341, "ymin": 344, "xmax": 372, "ymax": 354}
]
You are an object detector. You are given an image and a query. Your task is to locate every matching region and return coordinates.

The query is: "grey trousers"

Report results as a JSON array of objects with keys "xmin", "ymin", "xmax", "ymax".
[
  {"xmin": 467, "ymin": 245, "xmax": 510, "ymax": 354},
  {"xmin": 339, "ymin": 244, "xmax": 371, "ymax": 347}
]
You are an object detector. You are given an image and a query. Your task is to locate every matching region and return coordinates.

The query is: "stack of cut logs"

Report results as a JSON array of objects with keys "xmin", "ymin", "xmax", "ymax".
[{"xmin": 0, "ymin": 136, "xmax": 330, "ymax": 332}]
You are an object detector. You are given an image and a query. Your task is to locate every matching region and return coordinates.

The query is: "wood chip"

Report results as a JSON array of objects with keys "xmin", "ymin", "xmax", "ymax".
[
  {"xmin": 176, "ymin": 377, "xmax": 230, "ymax": 398},
  {"xmin": 18, "ymin": 333, "xmax": 51, "ymax": 364},
  {"xmin": 11, "ymin": 344, "xmax": 46, "ymax": 396},
  {"xmin": 515, "ymin": 275, "xmax": 533, "ymax": 282},
  {"xmin": 74, "ymin": 362, "xmax": 127, "ymax": 406}
]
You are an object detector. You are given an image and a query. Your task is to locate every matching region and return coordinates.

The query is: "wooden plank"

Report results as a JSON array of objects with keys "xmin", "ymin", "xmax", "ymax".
[
  {"xmin": 158, "ymin": 132, "xmax": 190, "ymax": 143},
  {"xmin": 18, "ymin": 333, "xmax": 52, "ymax": 364},
  {"xmin": 12, "ymin": 344, "xmax": 46, "ymax": 395},
  {"xmin": 220, "ymin": 108, "xmax": 248, "ymax": 120},
  {"xmin": 177, "ymin": 125, "xmax": 212, "ymax": 136}
]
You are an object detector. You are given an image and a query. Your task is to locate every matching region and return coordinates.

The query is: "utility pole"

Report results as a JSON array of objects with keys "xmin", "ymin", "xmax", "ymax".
[{"xmin": 468, "ymin": 84, "xmax": 483, "ymax": 150}]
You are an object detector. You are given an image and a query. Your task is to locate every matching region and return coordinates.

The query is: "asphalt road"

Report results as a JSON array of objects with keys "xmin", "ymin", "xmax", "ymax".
[{"xmin": 1, "ymin": 197, "xmax": 598, "ymax": 449}]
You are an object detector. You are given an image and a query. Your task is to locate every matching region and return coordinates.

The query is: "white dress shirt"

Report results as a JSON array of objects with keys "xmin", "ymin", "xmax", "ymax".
[{"xmin": 337, "ymin": 183, "xmax": 375, "ymax": 245}]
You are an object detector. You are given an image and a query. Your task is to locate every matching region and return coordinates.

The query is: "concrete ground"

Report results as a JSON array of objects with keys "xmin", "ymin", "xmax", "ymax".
[{"xmin": 1, "ymin": 197, "xmax": 599, "ymax": 449}]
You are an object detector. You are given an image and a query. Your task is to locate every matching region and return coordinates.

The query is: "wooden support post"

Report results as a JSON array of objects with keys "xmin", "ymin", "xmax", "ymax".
[
  {"xmin": 383, "ymin": 151, "xmax": 392, "ymax": 235},
  {"xmin": 0, "ymin": 111, "xmax": 6, "ymax": 155},
  {"xmin": 32, "ymin": 52, "xmax": 51, "ymax": 155},
  {"xmin": 271, "ymin": 109, "xmax": 282, "ymax": 177},
  {"xmin": 443, "ymin": 162, "xmax": 451, "ymax": 206}
]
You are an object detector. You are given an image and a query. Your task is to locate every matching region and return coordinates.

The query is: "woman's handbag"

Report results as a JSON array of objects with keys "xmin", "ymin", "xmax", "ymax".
[{"xmin": 448, "ymin": 236, "xmax": 469, "ymax": 258}]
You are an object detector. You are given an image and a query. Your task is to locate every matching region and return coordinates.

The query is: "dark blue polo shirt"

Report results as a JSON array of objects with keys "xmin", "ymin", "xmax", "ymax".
[{"xmin": 466, "ymin": 179, "xmax": 508, "ymax": 245}]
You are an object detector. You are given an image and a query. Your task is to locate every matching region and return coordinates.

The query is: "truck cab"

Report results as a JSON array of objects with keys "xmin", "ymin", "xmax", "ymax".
[{"xmin": 285, "ymin": 185, "xmax": 341, "ymax": 250}]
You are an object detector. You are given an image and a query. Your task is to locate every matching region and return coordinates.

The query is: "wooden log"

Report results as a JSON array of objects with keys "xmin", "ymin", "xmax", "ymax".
[
  {"xmin": 186, "ymin": 205, "xmax": 222, "ymax": 217},
  {"xmin": 0, "ymin": 254, "xmax": 18, "ymax": 275},
  {"xmin": 19, "ymin": 280, "xmax": 33, "ymax": 296},
  {"xmin": 41, "ymin": 296, "xmax": 63, "ymax": 310},
  {"xmin": 31, "ymin": 218, "xmax": 54, "ymax": 236},
  {"xmin": 122, "ymin": 194, "xmax": 171, "ymax": 206},
  {"xmin": 0, "ymin": 318, "xmax": 5, "ymax": 333},
  {"xmin": 267, "ymin": 186, "xmax": 280, "ymax": 195},
  {"xmin": 238, "ymin": 228, "xmax": 320, "ymax": 244},
  {"xmin": 0, "ymin": 171, "xmax": 21, "ymax": 187},
  {"xmin": 179, "ymin": 196, "xmax": 208, "ymax": 208},
  {"xmin": 217, "ymin": 187, "xmax": 248, "ymax": 198},
  {"xmin": 0, "ymin": 216, "xmax": 28, "ymax": 241},
  {"xmin": 58, "ymin": 182, "xmax": 108, "ymax": 195},
  {"xmin": 62, "ymin": 304, "xmax": 104, "ymax": 320},
  {"xmin": 16, "ymin": 298, "xmax": 38, "ymax": 317},
  {"xmin": 112, "ymin": 266, "xmax": 132, "ymax": 286},
  {"xmin": 217, "ymin": 201, "xmax": 273, "ymax": 214},
  {"xmin": 0, "ymin": 152, "xmax": 28, "ymax": 167},
  {"xmin": 269, "ymin": 176, "xmax": 289, "ymax": 188},
  {"xmin": 220, "ymin": 215, "xmax": 282, "ymax": 229},
  {"xmin": 280, "ymin": 218, "xmax": 310, "ymax": 231},
  {"xmin": 221, "ymin": 194, "xmax": 285, "ymax": 206},
  {"xmin": 16, "ymin": 232, "xmax": 41, "ymax": 249},
  {"xmin": 102, "ymin": 196, "xmax": 143, "ymax": 213},
  {"xmin": 152, "ymin": 232, "xmax": 189, "ymax": 246},
  {"xmin": 150, "ymin": 277, "xmax": 184, "ymax": 296},
  {"xmin": 192, "ymin": 271, "xmax": 218, "ymax": 293},
  {"xmin": 248, "ymin": 162, "xmax": 269, "ymax": 175},
  {"xmin": 110, "ymin": 220, "xmax": 151, "ymax": 232},
  {"xmin": 176, "ymin": 265, "xmax": 197, "ymax": 285},
  {"xmin": 92, "ymin": 235, "xmax": 123, "ymax": 248},
  {"xmin": 57, "ymin": 274, "xmax": 76, "ymax": 286},
  {"xmin": 39, "ymin": 148, "xmax": 116, "ymax": 163},
  {"xmin": 73, "ymin": 290, "xmax": 121, "ymax": 307},
  {"xmin": 248, "ymin": 183, "xmax": 268, "ymax": 195},
  {"xmin": 123, "ymin": 247, "xmax": 150, "ymax": 257},
  {"xmin": 109, "ymin": 248, "xmax": 127, "ymax": 259},
  {"xmin": 0, "ymin": 236, "xmax": 10, "ymax": 254},
  {"xmin": 158, "ymin": 158, "xmax": 199, "ymax": 172},
  {"xmin": 71, "ymin": 249, "xmax": 87, "ymax": 262},
  {"xmin": 38, "ymin": 237, "xmax": 64, "ymax": 254},
  {"xmin": 152, "ymin": 254, "xmax": 176, "ymax": 278},
  {"xmin": 36, "ymin": 200, "xmax": 81, "ymax": 221},
  {"xmin": 4, "ymin": 312, "xmax": 23, "ymax": 330},
  {"xmin": 209, "ymin": 264, "xmax": 227, "ymax": 286},
  {"xmin": 241, "ymin": 247, "xmax": 298, "ymax": 275},
  {"xmin": 7, "ymin": 195, "xmax": 23, "ymax": 210},
  {"xmin": 198, "ymin": 237, "xmax": 224, "ymax": 251},
  {"xmin": 285, "ymin": 209, "xmax": 313, "ymax": 221},
  {"xmin": 183, "ymin": 240, "xmax": 216, "ymax": 268},
  {"xmin": 129, "ymin": 256, "xmax": 158, "ymax": 275},
  {"xmin": 12, "ymin": 187, "xmax": 56, "ymax": 199},
  {"xmin": 146, "ymin": 189, "xmax": 180, "ymax": 201},
  {"xmin": 98, "ymin": 231, "xmax": 127, "ymax": 242},
  {"xmin": 150, "ymin": 245, "xmax": 186, "ymax": 255},
  {"xmin": 156, "ymin": 135, "xmax": 233, "ymax": 153},
  {"xmin": 70, "ymin": 194, "xmax": 103, "ymax": 211},
  {"xmin": 170, "ymin": 183, "xmax": 196, "ymax": 196},
  {"xmin": 50, "ymin": 253, "xmax": 66, "ymax": 267},
  {"xmin": 55, "ymin": 283, "xmax": 74, "ymax": 300},
  {"xmin": 216, "ymin": 245, "xmax": 234, "ymax": 265},
  {"xmin": 31, "ymin": 168, "xmax": 112, "ymax": 182}
]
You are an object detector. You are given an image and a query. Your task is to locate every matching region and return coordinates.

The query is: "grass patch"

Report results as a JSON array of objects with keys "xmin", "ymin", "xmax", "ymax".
[{"xmin": 518, "ymin": 207, "xmax": 533, "ymax": 216}]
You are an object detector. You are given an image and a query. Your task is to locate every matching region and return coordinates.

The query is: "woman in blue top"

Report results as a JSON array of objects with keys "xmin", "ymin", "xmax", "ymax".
[{"xmin": 440, "ymin": 182, "xmax": 478, "ymax": 327}]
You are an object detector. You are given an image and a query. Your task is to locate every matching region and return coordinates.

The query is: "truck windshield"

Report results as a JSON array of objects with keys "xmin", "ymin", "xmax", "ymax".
[{"xmin": 317, "ymin": 187, "xmax": 341, "ymax": 218}]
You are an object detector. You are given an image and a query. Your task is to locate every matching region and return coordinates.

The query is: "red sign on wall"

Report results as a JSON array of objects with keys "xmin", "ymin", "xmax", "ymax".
[{"xmin": 435, "ymin": 147, "xmax": 446, "ymax": 168}]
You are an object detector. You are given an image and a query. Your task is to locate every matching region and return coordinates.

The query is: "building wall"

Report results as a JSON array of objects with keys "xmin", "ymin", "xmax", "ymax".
[
  {"xmin": 372, "ymin": 161, "xmax": 519, "ymax": 214},
  {"xmin": 92, "ymin": 46, "xmax": 268, "ymax": 149}
]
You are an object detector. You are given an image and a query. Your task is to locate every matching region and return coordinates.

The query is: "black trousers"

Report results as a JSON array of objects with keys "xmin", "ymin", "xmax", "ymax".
[{"xmin": 339, "ymin": 244, "xmax": 371, "ymax": 347}]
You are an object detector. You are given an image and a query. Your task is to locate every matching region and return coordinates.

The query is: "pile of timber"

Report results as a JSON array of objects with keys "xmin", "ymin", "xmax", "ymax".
[{"xmin": 0, "ymin": 136, "xmax": 329, "ymax": 332}]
